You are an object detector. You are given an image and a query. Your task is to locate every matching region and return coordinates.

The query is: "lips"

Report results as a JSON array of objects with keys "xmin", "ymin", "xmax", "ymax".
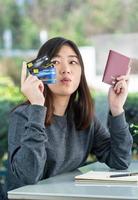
[{"xmin": 60, "ymin": 77, "xmax": 71, "ymax": 83}]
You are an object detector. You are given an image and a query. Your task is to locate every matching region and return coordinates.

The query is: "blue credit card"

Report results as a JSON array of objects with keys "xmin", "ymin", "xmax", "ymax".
[
  {"xmin": 27, "ymin": 55, "xmax": 56, "ymax": 84},
  {"xmin": 35, "ymin": 66, "xmax": 56, "ymax": 84}
]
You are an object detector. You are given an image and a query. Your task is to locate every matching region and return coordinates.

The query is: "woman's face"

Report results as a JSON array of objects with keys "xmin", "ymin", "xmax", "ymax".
[{"xmin": 48, "ymin": 44, "xmax": 82, "ymax": 97}]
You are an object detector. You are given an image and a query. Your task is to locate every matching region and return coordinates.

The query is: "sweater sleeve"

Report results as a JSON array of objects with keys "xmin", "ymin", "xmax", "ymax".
[
  {"xmin": 8, "ymin": 104, "xmax": 48, "ymax": 185},
  {"xmin": 91, "ymin": 112, "xmax": 133, "ymax": 169}
]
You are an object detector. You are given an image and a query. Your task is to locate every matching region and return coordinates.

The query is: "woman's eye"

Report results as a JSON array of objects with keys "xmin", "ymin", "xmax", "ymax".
[
  {"xmin": 52, "ymin": 60, "xmax": 59, "ymax": 65},
  {"xmin": 70, "ymin": 61, "xmax": 78, "ymax": 65}
]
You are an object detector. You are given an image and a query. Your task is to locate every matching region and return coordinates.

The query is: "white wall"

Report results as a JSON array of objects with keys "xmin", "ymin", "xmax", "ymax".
[{"xmin": 79, "ymin": 46, "xmax": 96, "ymax": 87}]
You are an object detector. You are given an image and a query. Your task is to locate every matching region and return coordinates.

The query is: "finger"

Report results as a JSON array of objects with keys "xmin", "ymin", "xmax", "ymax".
[
  {"xmin": 21, "ymin": 61, "xmax": 27, "ymax": 86},
  {"xmin": 115, "ymin": 88, "xmax": 121, "ymax": 94},
  {"xmin": 116, "ymin": 84, "xmax": 126, "ymax": 94},
  {"xmin": 116, "ymin": 75, "xmax": 129, "ymax": 81},
  {"xmin": 114, "ymin": 84, "xmax": 122, "ymax": 94},
  {"xmin": 27, "ymin": 74, "xmax": 39, "ymax": 82},
  {"xmin": 114, "ymin": 81, "xmax": 127, "ymax": 94},
  {"xmin": 114, "ymin": 80, "xmax": 124, "ymax": 91},
  {"xmin": 116, "ymin": 67, "xmax": 131, "ymax": 81},
  {"xmin": 33, "ymin": 79, "xmax": 44, "ymax": 91},
  {"xmin": 111, "ymin": 76, "xmax": 117, "ymax": 86}
]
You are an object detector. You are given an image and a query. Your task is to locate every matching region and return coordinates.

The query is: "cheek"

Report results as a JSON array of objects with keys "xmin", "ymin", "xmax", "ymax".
[
  {"xmin": 48, "ymin": 84, "xmax": 58, "ymax": 93},
  {"xmin": 74, "ymin": 69, "xmax": 81, "ymax": 86},
  {"xmin": 77, "ymin": 68, "xmax": 82, "ymax": 80}
]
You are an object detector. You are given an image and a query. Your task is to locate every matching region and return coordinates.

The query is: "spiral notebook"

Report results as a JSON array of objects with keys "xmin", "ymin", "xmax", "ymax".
[{"xmin": 102, "ymin": 50, "xmax": 132, "ymax": 85}]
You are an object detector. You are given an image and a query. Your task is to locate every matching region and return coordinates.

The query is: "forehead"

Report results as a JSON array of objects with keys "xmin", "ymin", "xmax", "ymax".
[{"xmin": 55, "ymin": 44, "xmax": 78, "ymax": 57}]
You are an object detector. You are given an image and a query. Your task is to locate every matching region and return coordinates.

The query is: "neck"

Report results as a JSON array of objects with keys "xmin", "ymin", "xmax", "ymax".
[{"xmin": 53, "ymin": 95, "xmax": 70, "ymax": 116}]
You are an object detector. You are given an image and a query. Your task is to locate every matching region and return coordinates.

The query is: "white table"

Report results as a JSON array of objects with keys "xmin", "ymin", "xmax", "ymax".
[{"xmin": 8, "ymin": 161, "xmax": 138, "ymax": 200}]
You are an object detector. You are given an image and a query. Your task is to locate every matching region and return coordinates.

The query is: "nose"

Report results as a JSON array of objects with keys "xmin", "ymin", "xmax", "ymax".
[{"xmin": 60, "ymin": 62, "xmax": 72, "ymax": 74}]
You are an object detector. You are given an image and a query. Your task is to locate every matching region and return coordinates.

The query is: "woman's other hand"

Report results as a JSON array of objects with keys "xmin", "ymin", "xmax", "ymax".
[
  {"xmin": 108, "ymin": 67, "xmax": 131, "ymax": 116},
  {"xmin": 21, "ymin": 61, "xmax": 45, "ymax": 106}
]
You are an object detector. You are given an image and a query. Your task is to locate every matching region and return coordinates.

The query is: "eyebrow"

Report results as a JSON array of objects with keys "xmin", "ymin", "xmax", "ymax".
[{"xmin": 53, "ymin": 55, "xmax": 79, "ymax": 59}]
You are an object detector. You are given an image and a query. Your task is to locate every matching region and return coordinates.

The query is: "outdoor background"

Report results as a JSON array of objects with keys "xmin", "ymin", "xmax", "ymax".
[{"xmin": 0, "ymin": 0, "xmax": 138, "ymax": 184}]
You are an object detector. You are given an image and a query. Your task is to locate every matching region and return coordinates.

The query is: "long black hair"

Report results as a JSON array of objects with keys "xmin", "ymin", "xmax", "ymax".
[{"xmin": 19, "ymin": 37, "xmax": 94, "ymax": 130}]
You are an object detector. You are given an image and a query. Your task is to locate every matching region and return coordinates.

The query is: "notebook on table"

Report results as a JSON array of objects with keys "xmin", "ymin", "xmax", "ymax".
[{"xmin": 75, "ymin": 171, "xmax": 138, "ymax": 185}]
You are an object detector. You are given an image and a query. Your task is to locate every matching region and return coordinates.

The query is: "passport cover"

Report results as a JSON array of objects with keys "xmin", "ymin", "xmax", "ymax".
[{"xmin": 102, "ymin": 50, "xmax": 131, "ymax": 85}]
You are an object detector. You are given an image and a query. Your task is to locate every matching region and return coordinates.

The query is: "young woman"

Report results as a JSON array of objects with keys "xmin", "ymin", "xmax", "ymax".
[{"xmin": 8, "ymin": 37, "xmax": 133, "ymax": 190}]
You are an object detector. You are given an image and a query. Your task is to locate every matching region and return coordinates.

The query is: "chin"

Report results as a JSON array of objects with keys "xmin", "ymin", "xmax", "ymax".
[
  {"xmin": 51, "ymin": 87, "xmax": 77, "ymax": 97},
  {"xmin": 57, "ymin": 89, "xmax": 75, "ymax": 97}
]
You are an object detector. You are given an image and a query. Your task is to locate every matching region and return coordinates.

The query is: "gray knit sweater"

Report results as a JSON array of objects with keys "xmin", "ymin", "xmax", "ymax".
[{"xmin": 8, "ymin": 104, "xmax": 133, "ymax": 190}]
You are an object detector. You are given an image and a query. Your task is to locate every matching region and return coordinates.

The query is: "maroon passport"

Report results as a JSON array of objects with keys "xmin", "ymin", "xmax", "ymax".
[{"xmin": 102, "ymin": 50, "xmax": 131, "ymax": 85}]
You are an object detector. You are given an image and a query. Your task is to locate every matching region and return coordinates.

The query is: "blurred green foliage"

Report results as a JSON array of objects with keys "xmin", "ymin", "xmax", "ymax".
[
  {"xmin": 124, "ymin": 93, "xmax": 138, "ymax": 154},
  {"xmin": 0, "ymin": 76, "xmax": 24, "ymax": 163},
  {"xmin": 0, "ymin": 57, "xmax": 25, "ymax": 85},
  {"xmin": 1, "ymin": 0, "xmax": 138, "ymax": 48},
  {"xmin": 125, "ymin": 93, "xmax": 138, "ymax": 125}
]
